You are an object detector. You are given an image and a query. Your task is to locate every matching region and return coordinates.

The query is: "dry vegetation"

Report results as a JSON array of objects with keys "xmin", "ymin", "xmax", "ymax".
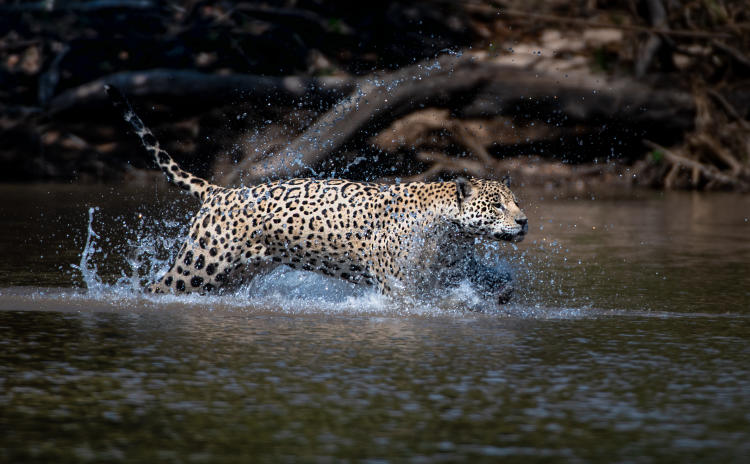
[{"xmin": 0, "ymin": 0, "xmax": 748, "ymax": 191}]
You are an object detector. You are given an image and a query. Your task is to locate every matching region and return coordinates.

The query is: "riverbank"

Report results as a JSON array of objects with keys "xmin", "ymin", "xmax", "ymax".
[{"xmin": 1, "ymin": 2, "xmax": 748, "ymax": 190}]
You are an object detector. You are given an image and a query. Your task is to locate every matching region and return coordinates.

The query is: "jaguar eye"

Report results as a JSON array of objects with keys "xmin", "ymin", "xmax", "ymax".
[{"xmin": 493, "ymin": 203, "xmax": 507, "ymax": 212}]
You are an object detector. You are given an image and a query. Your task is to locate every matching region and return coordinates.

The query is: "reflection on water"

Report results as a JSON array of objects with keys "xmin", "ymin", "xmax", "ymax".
[
  {"xmin": 0, "ymin": 183, "xmax": 749, "ymax": 462},
  {"xmin": 1, "ymin": 300, "xmax": 749, "ymax": 462},
  {"xmin": 516, "ymin": 189, "xmax": 750, "ymax": 313}
]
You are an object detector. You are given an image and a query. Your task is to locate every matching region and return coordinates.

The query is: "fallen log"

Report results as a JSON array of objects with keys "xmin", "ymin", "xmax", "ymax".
[
  {"xmin": 47, "ymin": 69, "xmax": 354, "ymax": 115},
  {"xmin": 47, "ymin": 55, "xmax": 696, "ymax": 128},
  {"xmin": 43, "ymin": 54, "xmax": 696, "ymax": 185},
  {"xmin": 458, "ymin": 64, "xmax": 694, "ymax": 131},
  {"xmin": 0, "ymin": 0, "xmax": 156, "ymax": 12},
  {"xmin": 234, "ymin": 54, "xmax": 695, "ymax": 184},
  {"xmin": 231, "ymin": 54, "xmax": 497, "ymax": 183}
]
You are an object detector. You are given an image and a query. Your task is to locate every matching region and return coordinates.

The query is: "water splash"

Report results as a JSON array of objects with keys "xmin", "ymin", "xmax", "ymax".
[
  {"xmin": 70, "ymin": 207, "xmax": 103, "ymax": 293},
  {"xmin": 65, "ymin": 206, "xmax": 585, "ymax": 318}
]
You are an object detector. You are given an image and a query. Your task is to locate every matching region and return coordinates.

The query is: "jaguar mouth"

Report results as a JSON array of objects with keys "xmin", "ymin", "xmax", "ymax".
[
  {"xmin": 494, "ymin": 231, "xmax": 522, "ymax": 242},
  {"xmin": 493, "ymin": 227, "xmax": 527, "ymax": 242}
]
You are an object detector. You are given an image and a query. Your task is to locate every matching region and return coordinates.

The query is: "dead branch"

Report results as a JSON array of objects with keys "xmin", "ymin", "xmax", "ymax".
[
  {"xmin": 41, "ymin": 56, "xmax": 697, "ymax": 189},
  {"xmin": 403, "ymin": 151, "xmax": 488, "ymax": 182},
  {"xmin": 458, "ymin": 65, "xmax": 694, "ymax": 131},
  {"xmin": 0, "ymin": 0, "xmax": 156, "ymax": 12},
  {"xmin": 707, "ymin": 88, "xmax": 750, "ymax": 130},
  {"xmin": 232, "ymin": 54, "xmax": 499, "ymax": 184},
  {"xmin": 663, "ymin": 162, "xmax": 680, "ymax": 189},
  {"xmin": 0, "ymin": 39, "xmax": 42, "ymax": 52},
  {"xmin": 690, "ymin": 133, "xmax": 743, "ymax": 175},
  {"xmin": 230, "ymin": 54, "xmax": 695, "ymax": 184},
  {"xmin": 399, "ymin": 151, "xmax": 619, "ymax": 190},
  {"xmin": 47, "ymin": 69, "xmax": 353, "ymax": 114},
  {"xmin": 233, "ymin": 5, "xmax": 354, "ymax": 35},
  {"xmin": 450, "ymin": 122, "xmax": 495, "ymax": 166},
  {"xmin": 643, "ymin": 140, "xmax": 749, "ymax": 191},
  {"xmin": 489, "ymin": 8, "xmax": 734, "ymax": 39},
  {"xmin": 711, "ymin": 40, "xmax": 750, "ymax": 69},
  {"xmin": 38, "ymin": 43, "xmax": 70, "ymax": 106},
  {"xmin": 634, "ymin": 0, "xmax": 668, "ymax": 78}
]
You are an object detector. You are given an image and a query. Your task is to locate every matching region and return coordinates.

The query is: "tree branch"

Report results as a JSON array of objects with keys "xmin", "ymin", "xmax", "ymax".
[
  {"xmin": 490, "ymin": 8, "xmax": 733, "ymax": 39},
  {"xmin": 47, "ymin": 69, "xmax": 353, "ymax": 114},
  {"xmin": 643, "ymin": 140, "xmax": 749, "ymax": 190},
  {"xmin": 232, "ymin": 54, "xmax": 496, "ymax": 184},
  {"xmin": 232, "ymin": 56, "xmax": 695, "ymax": 184}
]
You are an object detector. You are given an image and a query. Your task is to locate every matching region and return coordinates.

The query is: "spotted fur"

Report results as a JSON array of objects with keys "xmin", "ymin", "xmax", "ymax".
[{"xmin": 106, "ymin": 86, "xmax": 528, "ymax": 299}]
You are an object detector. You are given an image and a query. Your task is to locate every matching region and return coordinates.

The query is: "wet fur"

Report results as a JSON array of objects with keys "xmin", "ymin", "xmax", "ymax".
[{"xmin": 105, "ymin": 85, "xmax": 528, "ymax": 300}]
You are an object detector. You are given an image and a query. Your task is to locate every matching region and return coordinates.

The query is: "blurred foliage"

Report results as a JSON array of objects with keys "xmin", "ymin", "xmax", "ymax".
[{"xmin": 0, "ymin": 0, "xmax": 748, "ymax": 190}]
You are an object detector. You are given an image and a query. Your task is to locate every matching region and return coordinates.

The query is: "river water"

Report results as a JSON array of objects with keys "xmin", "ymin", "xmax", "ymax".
[{"xmin": 1, "ymin": 183, "xmax": 749, "ymax": 463}]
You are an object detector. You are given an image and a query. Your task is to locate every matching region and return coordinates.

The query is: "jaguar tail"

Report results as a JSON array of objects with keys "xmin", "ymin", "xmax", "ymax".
[{"xmin": 105, "ymin": 85, "xmax": 214, "ymax": 202}]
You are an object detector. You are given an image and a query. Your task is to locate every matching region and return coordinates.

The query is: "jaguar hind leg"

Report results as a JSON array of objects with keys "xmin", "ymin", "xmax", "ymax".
[
  {"xmin": 146, "ymin": 242, "xmax": 218, "ymax": 294},
  {"xmin": 146, "ymin": 227, "xmax": 275, "ymax": 295}
]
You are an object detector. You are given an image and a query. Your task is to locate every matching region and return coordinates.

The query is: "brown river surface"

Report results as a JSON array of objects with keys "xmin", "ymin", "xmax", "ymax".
[{"xmin": 0, "ymin": 183, "xmax": 749, "ymax": 463}]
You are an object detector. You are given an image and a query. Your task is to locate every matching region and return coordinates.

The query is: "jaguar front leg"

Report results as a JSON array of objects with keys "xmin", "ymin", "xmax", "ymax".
[{"xmin": 464, "ymin": 256, "xmax": 514, "ymax": 304}]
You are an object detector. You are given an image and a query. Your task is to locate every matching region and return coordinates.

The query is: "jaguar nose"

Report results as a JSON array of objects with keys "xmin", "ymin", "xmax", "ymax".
[{"xmin": 516, "ymin": 217, "xmax": 527, "ymax": 226}]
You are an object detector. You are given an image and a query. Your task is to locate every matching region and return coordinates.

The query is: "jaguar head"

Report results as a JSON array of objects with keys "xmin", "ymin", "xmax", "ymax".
[{"xmin": 453, "ymin": 177, "xmax": 528, "ymax": 242}]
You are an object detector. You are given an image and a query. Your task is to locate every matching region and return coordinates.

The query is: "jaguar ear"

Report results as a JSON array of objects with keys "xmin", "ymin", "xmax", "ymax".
[
  {"xmin": 455, "ymin": 177, "xmax": 473, "ymax": 206},
  {"xmin": 502, "ymin": 175, "xmax": 511, "ymax": 187}
]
